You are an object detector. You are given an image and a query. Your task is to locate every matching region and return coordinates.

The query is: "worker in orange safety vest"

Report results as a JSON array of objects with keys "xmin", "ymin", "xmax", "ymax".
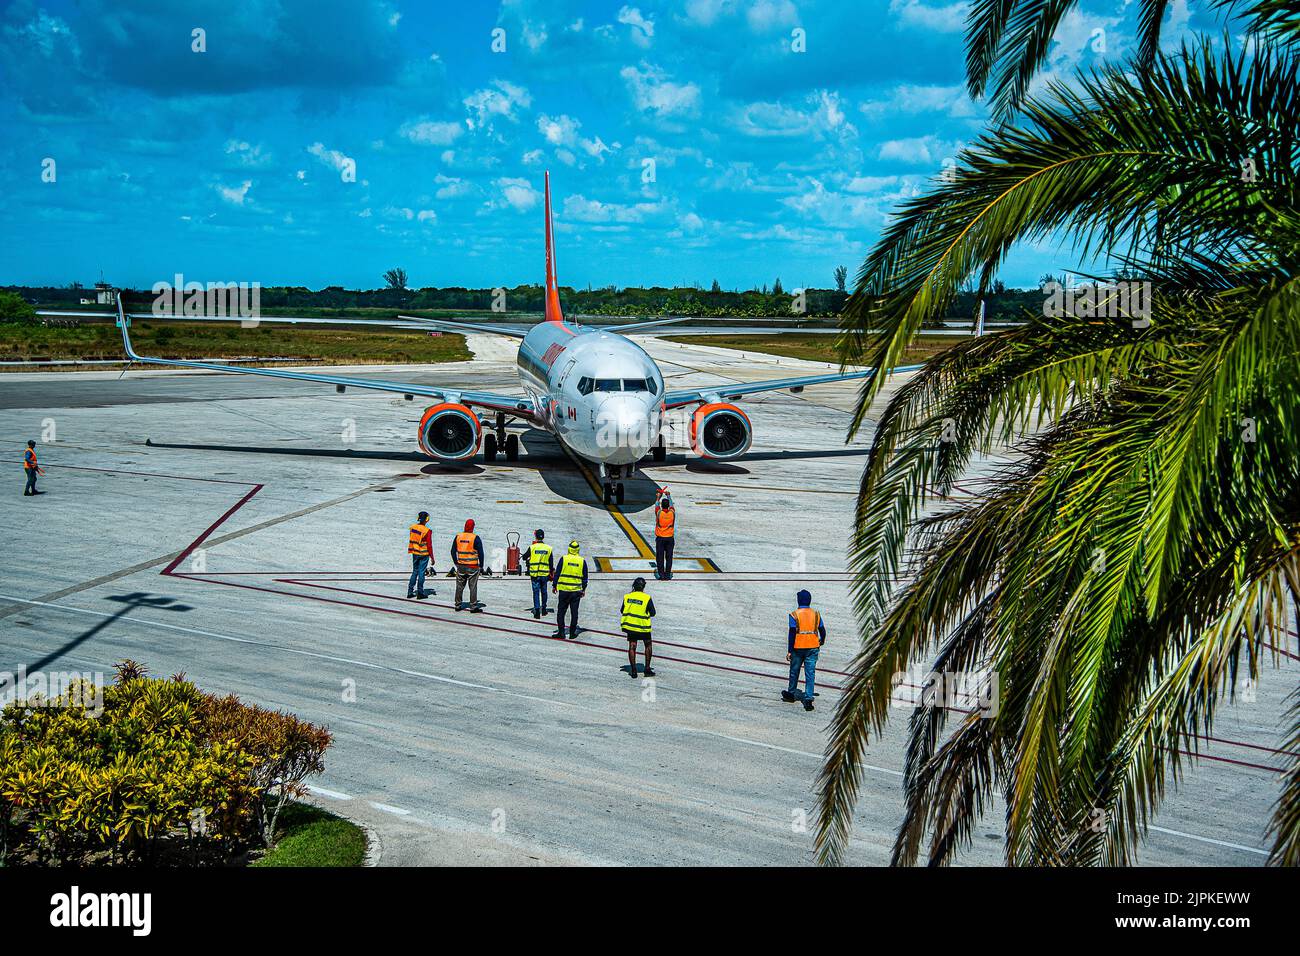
[
  {"xmin": 23, "ymin": 440, "xmax": 45, "ymax": 497},
  {"xmin": 407, "ymin": 511, "xmax": 435, "ymax": 600},
  {"xmin": 782, "ymin": 589, "xmax": 826, "ymax": 712},
  {"xmin": 653, "ymin": 487, "xmax": 675, "ymax": 580},
  {"xmin": 451, "ymin": 518, "xmax": 486, "ymax": 611}
]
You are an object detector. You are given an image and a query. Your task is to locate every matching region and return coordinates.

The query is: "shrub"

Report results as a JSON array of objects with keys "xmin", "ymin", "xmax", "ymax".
[{"xmin": 0, "ymin": 661, "xmax": 330, "ymax": 865}]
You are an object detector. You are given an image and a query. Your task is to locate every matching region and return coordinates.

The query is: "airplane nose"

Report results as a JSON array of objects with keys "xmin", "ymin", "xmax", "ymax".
[{"xmin": 595, "ymin": 395, "xmax": 659, "ymax": 461}]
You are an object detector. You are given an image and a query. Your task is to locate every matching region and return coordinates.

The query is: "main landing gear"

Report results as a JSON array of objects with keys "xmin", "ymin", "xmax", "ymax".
[{"xmin": 483, "ymin": 412, "xmax": 520, "ymax": 463}]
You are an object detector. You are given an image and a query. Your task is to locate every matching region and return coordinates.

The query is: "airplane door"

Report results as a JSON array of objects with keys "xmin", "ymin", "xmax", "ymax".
[{"xmin": 557, "ymin": 356, "xmax": 577, "ymax": 389}]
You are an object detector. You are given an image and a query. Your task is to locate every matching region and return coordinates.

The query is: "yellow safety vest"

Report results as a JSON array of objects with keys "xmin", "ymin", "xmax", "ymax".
[
  {"xmin": 408, "ymin": 523, "xmax": 430, "ymax": 556},
  {"xmin": 454, "ymin": 531, "xmax": 480, "ymax": 567},
  {"xmin": 556, "ymin": 553, "xmax": 585, "ymax": 592},
  {"xmin": 792, "ymin": 607, "xmax": 821, "ymax": 650},
  {"xmin": 620, "ymin": 591, "xmax": 652, "ymax": 634},
  {"xmin": 527, "ymin": 542, "xmax": 552, "ymax": 578}
]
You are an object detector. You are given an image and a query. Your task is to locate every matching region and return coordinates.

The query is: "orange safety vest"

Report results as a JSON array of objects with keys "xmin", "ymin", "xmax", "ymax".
[
  {"xmin": 408, "ymin": 523, "xmax": 431, "ymax": 556},
  {"xmin": 792, "ymin": 607, "xmax": 821, "ymax": 650},
  {"xmin": 454, "ymin": 531, "xmax": 480, "ymax": 568},
  {"xmin": 655, "ymin": 506, "xmax": 675, "ymax": 538},
  {"xmin": 23, "ymin": 448, "xmax": 38, "ymax": 470}
]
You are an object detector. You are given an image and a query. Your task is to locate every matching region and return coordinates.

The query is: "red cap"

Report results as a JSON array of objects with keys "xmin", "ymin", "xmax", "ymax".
[{"xmin": 464, "ymin": 519, "xmax": 475, "ymax": 532}]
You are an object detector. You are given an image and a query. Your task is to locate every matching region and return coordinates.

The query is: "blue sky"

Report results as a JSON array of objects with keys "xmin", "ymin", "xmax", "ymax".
[{"xmin": 0, "ymin": 0, "xmax": 1209, "ymax": 291}]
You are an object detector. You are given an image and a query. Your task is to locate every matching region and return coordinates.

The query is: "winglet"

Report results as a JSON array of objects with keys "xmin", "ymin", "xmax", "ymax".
[
  {"xmin": 116, "ymin": 293, "xmax": 141, "ymax": 360},
  {"xmin": 543, "ymin": 171, "xmax": 564, "ymax": 324}
]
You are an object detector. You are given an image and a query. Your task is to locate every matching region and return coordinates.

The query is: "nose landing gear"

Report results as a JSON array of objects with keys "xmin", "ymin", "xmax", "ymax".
[{"xmin": 600, "ymin": 462, "xmax": 630, "ymax": 505}]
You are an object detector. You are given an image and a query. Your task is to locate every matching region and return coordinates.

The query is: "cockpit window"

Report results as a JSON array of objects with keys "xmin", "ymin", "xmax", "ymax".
[
  {"xmin": 594, "ymin": 379, "xmax": 622, "ymax": 392},
  {"xmin": 622, "ymin": 379, "xmax": 651, "ymax": 393},
  {"xmin": 577, "ymin": 376, "xmax": 593, "ymax": 395}
]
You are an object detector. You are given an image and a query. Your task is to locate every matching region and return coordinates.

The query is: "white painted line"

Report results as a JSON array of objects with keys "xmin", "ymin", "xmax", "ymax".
[
  {"xmin": 1148, "ymin": 825, "xmax": 1269, "ymax": 857},
  {"xmin": 308, "ymin": 785, "xmax": 354, "ymax": 801},
  {"xmin": 369, "ymin": 801, "xmax": 412, "ymax": 816},
  {"xmin": 685, "ymin": 727, "xmax": 904, "ymax": 778}
]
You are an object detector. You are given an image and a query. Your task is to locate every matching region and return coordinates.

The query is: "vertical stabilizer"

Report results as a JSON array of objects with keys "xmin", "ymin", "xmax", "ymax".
[{"xmin": 544, "ymin": 171, "xmax": 565, "ymax": 324}]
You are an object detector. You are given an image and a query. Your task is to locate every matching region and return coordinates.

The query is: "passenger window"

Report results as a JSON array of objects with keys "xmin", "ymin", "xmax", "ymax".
[{"xmin": 577, "ymin": 377, "xmax": 593, "ymax": 395}]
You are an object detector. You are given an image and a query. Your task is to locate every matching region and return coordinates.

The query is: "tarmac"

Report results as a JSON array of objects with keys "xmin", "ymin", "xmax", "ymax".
[{"xmin": 0, "ymin": 334, "xmax": 1291, "ymax": 866}]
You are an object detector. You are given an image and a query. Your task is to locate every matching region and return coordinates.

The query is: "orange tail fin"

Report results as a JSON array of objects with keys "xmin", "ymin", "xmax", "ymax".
[{"xmin": 544, "ymin": 171, "xmax": 564, "ymax": 324}]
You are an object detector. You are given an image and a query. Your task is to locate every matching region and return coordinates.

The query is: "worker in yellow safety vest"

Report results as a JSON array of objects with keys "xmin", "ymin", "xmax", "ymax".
[
  {"xmin": 406, "ymin": 511, "xmax": 435, "ymax": 600},
  {"xmin": 620, "ymin": 576, "xmax": 657, "ymax": 678},
  {"xmin": 521, "ymin": 529, "xmax": 554, "ymax": 619},
  {"xmin": 550, "ymin": 540, "xmax": 587, "ymax": 640},
  {"xmin": 451, "ymin": 518, "xmax": 485, "ymax": 611},
  {"xmin": 653, "ymin": 488, "xmax": 675, "ymax": 579},
  {"xmin": 782, "ymin": 589, "xmax": 826, "ymax": 711},
  {"xmin": 23, "ymin": 440, "xmax": 45, "ymax": 497}
]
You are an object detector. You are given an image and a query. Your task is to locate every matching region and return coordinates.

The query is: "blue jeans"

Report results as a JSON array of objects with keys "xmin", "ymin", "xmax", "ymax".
[
  {"xmin": 530, "ymin": 576, "xmax": 548, "ymax": 612},
  {"xmin": 408, "ymin": 555, "xmax": 429, "ymax": 596},
  {"xmin": 788, "ymin": 647, "xmax": 819, "ymax": 701}
]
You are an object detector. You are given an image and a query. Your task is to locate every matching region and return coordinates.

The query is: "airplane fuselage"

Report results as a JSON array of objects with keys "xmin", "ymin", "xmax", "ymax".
[{"xmin": 516, "ymin": 321, "xmax": 664, "ymax": 467}]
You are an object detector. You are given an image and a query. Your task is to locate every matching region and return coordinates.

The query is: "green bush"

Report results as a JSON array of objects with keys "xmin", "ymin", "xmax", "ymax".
[
  {"xmin": 0, "ymin": 291, "xmax": 36, "ymax": 323},
  {"xmin": 0, "ymin": 661, "xmax": 332, "ymax": 866}
]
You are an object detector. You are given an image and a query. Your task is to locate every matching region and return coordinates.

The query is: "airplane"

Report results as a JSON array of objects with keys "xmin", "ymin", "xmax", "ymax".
[{"xmin": 95, "ymin": 173, "xmax": 921, "ymax": 504}]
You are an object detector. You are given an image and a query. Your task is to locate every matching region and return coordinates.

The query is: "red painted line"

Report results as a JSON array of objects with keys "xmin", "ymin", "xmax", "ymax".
[
  {"xmin": 46, "ymin": 462, "xmax": 260, "ymax": 486},
  {"xmin": 170, "ymin": 572, "xmax": 843, "ymax": 691},
  {"xmin": 279, "ymin": 578, "xmax": 854, "ymax": 678},
  {"xmin": 1171, "ymin": 749, "xmax": 1281, "ymax": 774},
  {"xmin": 162, "ymin": 484, "xmax": 265, "ymax": 575}
]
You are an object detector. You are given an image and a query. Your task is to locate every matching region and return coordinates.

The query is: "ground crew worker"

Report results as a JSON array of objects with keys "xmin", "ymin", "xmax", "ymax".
[
  {"xmin": 407, "ymin": 511, "xmax": 434, "ymax": 600},
  {"xmin": 782, "ymin": 589, "xmax": 826, "ymax": 711},
  {"xmin": 551, "ymin": 539, "xmax": 588, "ymax": 640},
  {"xmin": 452, "ymin": 518, "xmax": 486, "ymax": 611},
  {"xmin": 654, "ymin": 488, "xmax": 675, "ymax": 580},
  {"xmin": 23, "ymin": 440, "xmax": 44, "ymax": 497},
  {"xmin": 621, "ymin": 576, "xmax": 656, "ymax": 678},
  {"xmin": 521, "ymin": 529, "xmax": 554, "ymax": 619}
]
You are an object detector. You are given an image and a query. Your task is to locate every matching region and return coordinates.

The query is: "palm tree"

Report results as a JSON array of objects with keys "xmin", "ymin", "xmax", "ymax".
[{"xmin": 820, "ymin": 9, "xmax": 1300, "ymax": 865}]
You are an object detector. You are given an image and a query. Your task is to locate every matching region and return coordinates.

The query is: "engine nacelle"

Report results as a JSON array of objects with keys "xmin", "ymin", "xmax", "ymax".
[
  {"xmin": 689, "ymin": 403, "xmax": 752, "ymax": 460},
  {"xmin": 418, "ymin": 403, "xmax": 482, "ymax": 461}
]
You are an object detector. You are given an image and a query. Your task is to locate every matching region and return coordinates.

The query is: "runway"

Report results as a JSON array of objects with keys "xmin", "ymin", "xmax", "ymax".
[{"xmin": 0, "ymin": 335, "xmax": 1289, "ymax": 865}]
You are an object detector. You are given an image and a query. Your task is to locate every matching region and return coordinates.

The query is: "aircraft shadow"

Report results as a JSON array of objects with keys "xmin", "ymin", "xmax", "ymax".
[{"xmin": 141, "ymin": 432, "xmax": 866, "ymax": 509}]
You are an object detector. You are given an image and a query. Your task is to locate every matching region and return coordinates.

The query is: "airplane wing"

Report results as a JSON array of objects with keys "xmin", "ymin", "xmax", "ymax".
[
  {"xmin": 605, "ymin": 316, "xmax": 693, "ymax": 334},
  {"xmin": 396, "ymin": 314, "xmax": 527, "ymax": 338},
  {"xmin": 110, "ymin": 299, "xmax": 538, "ymax": 417},
  {"xmin": 661, "ymin": 363, "xmax": 925, "ymax": 409}
]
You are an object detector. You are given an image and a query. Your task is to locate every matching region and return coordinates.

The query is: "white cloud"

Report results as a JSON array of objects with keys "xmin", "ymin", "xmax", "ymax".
[
  {"xmin": 434, "ymin": 174, "xmax": 473, "ymax": 199},
  {"xmin": 620, "ymin": 63, "xmax": 700, "ymax": 118},
  {"xmin": 225, "ymin": 140, "xmax": 270, "ymax": 167},
  {"xmin": 889, "ymin": 0, "xmax": 968, "ymax": 33},
  {"xmin": 400, "ymin": 118, "xmax": 463, "ymax": 146},
  {"xmin": 877, "ymin": 135, "xmax": 962, "ymax": 165},
  {"xmin": 859, "ymin": 84, "xmax": 977, "ymax": 118},
  {"xmin": 680, "ymin": 212, "xmax": 704, "ymax": 232},
  {"xmin": 492, "ymin": 177, "xmax": 542, "ymax": 212},
  {"xmin": 734, "ymin": 91, "xmax": 852, "ymax": 138},
  {"xmin": 417, "ymin": 209, "xmax": 437, "ymax": 223},
  {"xmin": 563, "ymin": 194, "xmax": 662, "ymax": 223},
  {"xmin": 307, "ymin": 142, "xmax": 356, "ymax": 175},
  {"xmin": 537, "ymin": 113, "xmax": 581, "ymax": 146},
  {"xmin": 522, "ymin": 148, "xmax": 544, "ymax": 165},
  {"xmin": 745, "ymin": 0, "xmax": 797, "ymax": 31},
  {"xmin": 683, "ymin": 0, "xmax": 731, "ymax": 27},
  {"xmin": 464, "ymin": 80, "xmax": 532, "ymax": 131},
  {"xmin": 618, "ymin": 6, "xmax": 655, "ymax": 47},
  {"xmin": 216, "ymin": 180, "xmax": 252, "ymax": 205},
  {"xmin": 581, "ymin": 135, "xmax": 614, "ymax": 163}
]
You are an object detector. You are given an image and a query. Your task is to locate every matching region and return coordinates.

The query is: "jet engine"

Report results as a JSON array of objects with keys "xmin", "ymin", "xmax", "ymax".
[
  {"xmin": 418, "ymin": 403, "xmax": 482, "ymax": 461},
  {"xmin": 689, "ymin": 403, "xmax": 752, "ymax": 460}
]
